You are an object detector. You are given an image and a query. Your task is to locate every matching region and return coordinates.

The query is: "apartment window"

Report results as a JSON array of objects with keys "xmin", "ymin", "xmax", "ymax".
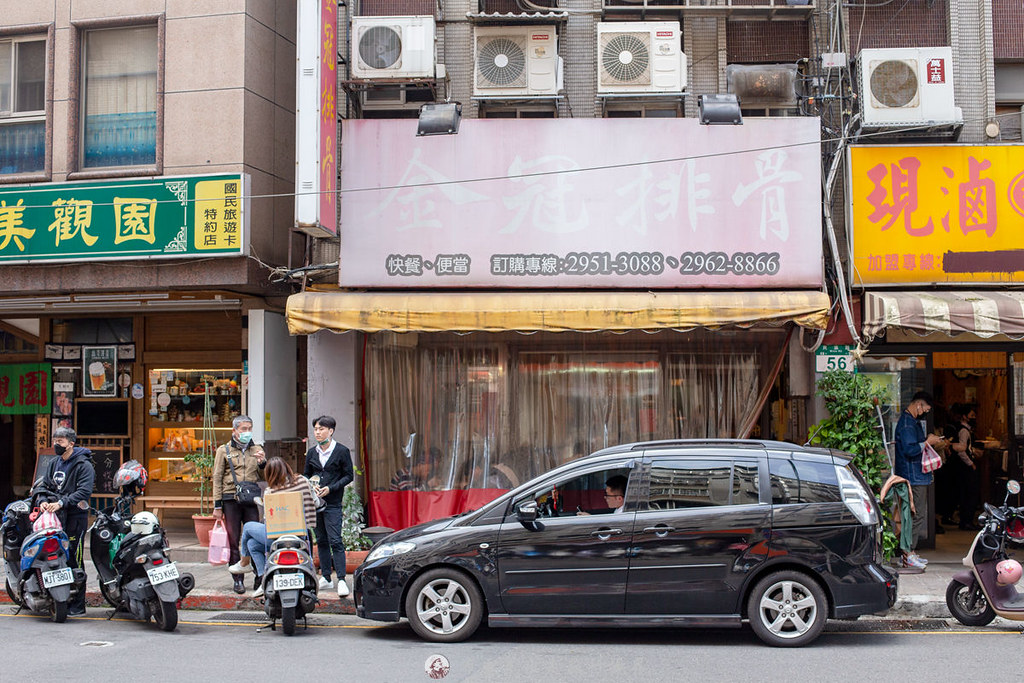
[
  {"xmin": 81, "ymin": 25, "xmax": 157, "ymax": 168},
  {"xmin": 605, "ymin": 105, "xmax": 680, "ymax": 118},
  {"xmin": 0, "ymin": 36, "xmax": 46, "ymax": 175}
]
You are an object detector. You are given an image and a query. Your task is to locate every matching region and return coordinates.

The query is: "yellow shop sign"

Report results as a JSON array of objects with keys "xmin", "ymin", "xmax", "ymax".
[{"xmin": 849, "ymin": 145, "xmax": 1024, "ymax": 285}]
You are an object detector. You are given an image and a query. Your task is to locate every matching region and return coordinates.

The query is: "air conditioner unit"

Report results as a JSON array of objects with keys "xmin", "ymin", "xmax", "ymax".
[
  {"xmin": 360, "ymin": 85, "xmax": 434, "ymax": 110},
  {"xmin": 597, "ymin": 22, "xmax": 686, "ymax": 94},
  {"xmin": 351, "ymin": 16, "xmax": 437, "ymax": 80},
  {"xmin": 473, "ymin": 26, "xmax": 562, "ymax": 97},
  {"xmin": 858, "ymin": 47, "xmax": 962, "ymax": 126},
  {"xmin": 727, "ymin": 64, "xmax": 799, "ymax": 108}
]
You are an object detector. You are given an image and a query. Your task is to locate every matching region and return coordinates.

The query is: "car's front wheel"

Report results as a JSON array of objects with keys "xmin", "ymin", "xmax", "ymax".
[
  {"xmin": 405, "ymin": 568, "xmax": 484, "ymax": 643},
  {"xmin": 747, "ymin": 571, "xmax": 828, "ymax": 647}
]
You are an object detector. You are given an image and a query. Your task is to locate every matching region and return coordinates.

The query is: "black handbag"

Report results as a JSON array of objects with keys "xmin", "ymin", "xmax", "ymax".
[{"xmin": 226, "ymin": 450, "xmax": 261, "ymax": 504}]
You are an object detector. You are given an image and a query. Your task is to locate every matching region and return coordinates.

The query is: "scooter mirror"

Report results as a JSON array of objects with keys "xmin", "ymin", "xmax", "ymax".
[{"xmin": 1008, "ymin": 480, "xmax": 1021, "ymax": 496}]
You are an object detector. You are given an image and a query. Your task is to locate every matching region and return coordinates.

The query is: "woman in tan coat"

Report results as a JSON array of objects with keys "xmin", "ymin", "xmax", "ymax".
[{"xmin": 212, "ymin": 414, "xmax": 266, "ymax": 593}]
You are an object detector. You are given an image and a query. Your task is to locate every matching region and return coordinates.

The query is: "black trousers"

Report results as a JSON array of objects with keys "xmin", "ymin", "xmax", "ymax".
[
  {"xmin": 316, "ymin": 503, "xmax": 346, "ymax": 580},
  {"xmin": 64, "ymin": 513, "xmax": 88, "ymax": 610},
  {"xmin": 221, "ymin": 499, "xmax": 260, "ymax": 566}
]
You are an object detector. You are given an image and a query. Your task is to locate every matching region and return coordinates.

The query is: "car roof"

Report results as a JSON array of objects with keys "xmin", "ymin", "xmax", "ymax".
[{"xmin": 587, "ymin": 439, "xmax": 836, "ymax": 459}]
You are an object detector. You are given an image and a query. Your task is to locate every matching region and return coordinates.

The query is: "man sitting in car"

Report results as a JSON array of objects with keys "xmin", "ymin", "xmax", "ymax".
[{"xmin": 576, "ymin": 475, "xmax": 627, "ymax": 515}]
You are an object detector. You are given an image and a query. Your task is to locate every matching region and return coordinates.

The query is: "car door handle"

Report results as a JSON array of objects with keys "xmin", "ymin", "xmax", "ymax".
[
  {"xmin": 643, "ymin": 525, "xmax": 675, "ymax": 537},
  {"xmin": 591, "ymin": 528, "xmax": 623, "ymax": 540}
]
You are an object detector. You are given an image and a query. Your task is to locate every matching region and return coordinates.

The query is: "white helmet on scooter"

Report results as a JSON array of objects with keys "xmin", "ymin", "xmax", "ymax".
[
  {"xmin": 995, "ymin": 559, "xmax": 1023, "ymax": 586},
  {"xmin": 130, "ymin": 511, "xmax": 159, "ymax": 535}
]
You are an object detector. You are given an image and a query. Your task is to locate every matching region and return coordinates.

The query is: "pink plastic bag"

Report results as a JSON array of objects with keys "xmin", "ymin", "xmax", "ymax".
[
  {"xmin": 32, "ymin": 509, "xmax": 62, "ymax": 532},
  {"xmin": 207, "ymin": 520, "xmax": 230, "ymax": 565}
]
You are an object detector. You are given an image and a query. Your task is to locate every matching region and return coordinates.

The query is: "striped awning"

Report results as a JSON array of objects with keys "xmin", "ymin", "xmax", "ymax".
[
  {"xmin": 863, "ymin": 291, "xmax": 1024, "ymax": 340},
  {"xmin": 286, "ymin": 290, "xmax": 831, "ymax": 334}
]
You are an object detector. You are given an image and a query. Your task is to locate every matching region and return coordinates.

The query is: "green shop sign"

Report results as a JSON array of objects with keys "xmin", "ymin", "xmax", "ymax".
[
  {"xmin": 0, "ymin": 173, "xmax": 249, "ymax": 263},
  {"xmin": 0, "ymin": 363, "xmax": 51, "ymax": 414}
]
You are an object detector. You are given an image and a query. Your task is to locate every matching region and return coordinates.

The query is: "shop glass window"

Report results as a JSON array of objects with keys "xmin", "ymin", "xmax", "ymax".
[
  {"xmin": 0, "ymin": 36, "xmax": 46, "ymax": 175},
  {"xmin": 769, "ymin": 458, "xmax": 840, "ymax": 505},
  {"xmin": 53, "ymin": 317, "xmax": 133, "ymax": 344},
  {"xmin": 81, "ymin": 25, "xmax": 157, "ymax": 168}
]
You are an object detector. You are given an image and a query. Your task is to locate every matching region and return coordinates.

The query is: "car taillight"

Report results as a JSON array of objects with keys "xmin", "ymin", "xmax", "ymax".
[
  {"xmin": 276, "ymin": 550, "xmax": 300, "ymax": 566},
  {"xmin": 42, "ymin": 538, "xmax": 60, "ymax": 554},
  {"xmin": 836, "ymin": 466, "xmax": 878, "ymax": 526}
]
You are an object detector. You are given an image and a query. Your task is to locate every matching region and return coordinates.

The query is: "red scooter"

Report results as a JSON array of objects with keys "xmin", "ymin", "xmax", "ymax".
[{"xmin": 946, "ymin": 480, "xmax": 1024, "ymax": 626}]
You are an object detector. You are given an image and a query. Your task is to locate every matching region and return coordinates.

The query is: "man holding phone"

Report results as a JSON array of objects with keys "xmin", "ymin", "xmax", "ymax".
[{"xmin": 303, "ymin": 415, "xmax": 354, "ymax": 597}]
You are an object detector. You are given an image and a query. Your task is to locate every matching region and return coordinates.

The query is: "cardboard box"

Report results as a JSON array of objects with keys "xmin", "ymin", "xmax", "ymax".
[{"xmin": 264, "ymin": 490, "xmax": 306, "ymax": 538}]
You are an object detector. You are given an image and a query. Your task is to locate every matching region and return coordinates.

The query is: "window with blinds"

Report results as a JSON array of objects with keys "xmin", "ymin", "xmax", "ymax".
[
  {"xmin": 82, "ymin": 25, "xmax": 158, "ymax": 168},
  {"xmin": 0, "ymin": 35, "xmax": 46, "ymax": 175}
]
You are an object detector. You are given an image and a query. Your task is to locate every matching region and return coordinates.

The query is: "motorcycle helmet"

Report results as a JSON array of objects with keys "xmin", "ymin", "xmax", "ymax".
[
  {"xmin": 114, "ymin": 460, "xmax": 148, "ymax": 495},
  {"xmin": 995, "ymin": 559, "xmax": 1023, "ymax": 586},
  {"xmin": 130, "ymin": 511, "xmax": 159, "ymax": 536}
]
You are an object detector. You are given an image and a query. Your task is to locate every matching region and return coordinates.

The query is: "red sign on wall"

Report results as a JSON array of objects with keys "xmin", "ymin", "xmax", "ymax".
[
  {"xmin": 926, "ymin": 58, "xmax": 946, "ymax": 84},
  {"xmin": 0, "ymin": 363, "xmax": 52, "ymax": 414}
]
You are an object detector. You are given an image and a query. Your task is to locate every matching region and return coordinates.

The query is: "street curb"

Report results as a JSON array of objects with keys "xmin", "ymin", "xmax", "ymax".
[
  {"xmin": 888, "ymin": 596, "xmax": 950, "ymax": 620},
  {"xmin": 0, "ymin": 590, "xmax": 358, "ymax": 615}
]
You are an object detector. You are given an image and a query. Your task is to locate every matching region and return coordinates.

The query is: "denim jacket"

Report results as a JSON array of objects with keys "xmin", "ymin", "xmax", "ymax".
[{"xmin": 894, "ymin": 410, "xmax": 932, "ymax": 486}]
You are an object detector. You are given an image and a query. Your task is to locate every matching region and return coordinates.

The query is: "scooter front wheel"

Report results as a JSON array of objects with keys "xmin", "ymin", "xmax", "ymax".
[
  {"xmin": 50, "ymin": 599, "xmax": 68, "ymax": 623},
  {"xmin": 152, "ymin": 600, "xmax": 178, "ymax": 632},
  {"xmin": 946, "ymin": 579, "xmax": 996, "ymax": 626}
]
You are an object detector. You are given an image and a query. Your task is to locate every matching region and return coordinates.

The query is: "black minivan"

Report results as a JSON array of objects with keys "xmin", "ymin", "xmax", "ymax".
[{"xmin": 353, "ymin": 440, "xmax": 898, "ymax": 647}]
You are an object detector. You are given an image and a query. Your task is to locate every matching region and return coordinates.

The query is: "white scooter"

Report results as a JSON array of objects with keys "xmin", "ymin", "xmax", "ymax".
[{"xmin": 260, "ymin": 534, "xmax": 318, "ymax": 635}]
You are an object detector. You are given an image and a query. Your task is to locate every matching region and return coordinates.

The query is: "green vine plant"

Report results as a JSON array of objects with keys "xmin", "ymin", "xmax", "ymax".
[
  {"xmin": 808, "ymin": 370, "xmax": 898, "ymax": 559},
  {"xmin": 341, "ymin": 485, "xmax": 372, "ymax": 551}
]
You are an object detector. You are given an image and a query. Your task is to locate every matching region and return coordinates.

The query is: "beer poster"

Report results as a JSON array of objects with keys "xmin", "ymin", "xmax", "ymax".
[{"xmin": 81, "ymin": 346, "xmax": 117, "ymax": 397}]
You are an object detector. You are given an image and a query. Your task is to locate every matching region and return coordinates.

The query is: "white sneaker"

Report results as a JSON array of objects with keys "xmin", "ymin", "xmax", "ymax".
[
  {"xmin": 252, "ymin": 585, "xmax": 264, "ymax": 598},
  {"xmin": 228, "ymin": 561, "xmax": 250, "ymax": 575},
  {"xmin": 337, "ymin": 580, "xmax": 350, "ymax": 598},
  {"xmin": 908, "ymin": 553, "xmax": 929, "ymax": 565},
  {"xmin": 318, "ymin": 576, "xmax": 332, "ymax": 591}
]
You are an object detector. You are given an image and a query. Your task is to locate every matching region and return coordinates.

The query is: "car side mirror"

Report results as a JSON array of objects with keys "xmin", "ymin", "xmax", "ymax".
[{"xmin": 516, "ymin": 500, "xmax": 538, "ymax": 526}]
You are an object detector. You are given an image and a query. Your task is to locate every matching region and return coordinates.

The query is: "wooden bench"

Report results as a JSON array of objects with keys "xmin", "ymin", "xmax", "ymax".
[{"xmin": 138, "ymin": 495, "xmax": 202, "ymax": 519}]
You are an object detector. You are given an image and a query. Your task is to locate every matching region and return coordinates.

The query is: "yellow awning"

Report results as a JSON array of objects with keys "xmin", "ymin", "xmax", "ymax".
[{"xmin": 286, "ymin": 290, "xmax": 831, "ymax": 334}]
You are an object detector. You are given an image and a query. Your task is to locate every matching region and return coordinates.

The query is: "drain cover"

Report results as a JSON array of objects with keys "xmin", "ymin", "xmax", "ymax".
[{"xmin": 207, "ymin": 612, "xmax": 269, "ymax": 622}]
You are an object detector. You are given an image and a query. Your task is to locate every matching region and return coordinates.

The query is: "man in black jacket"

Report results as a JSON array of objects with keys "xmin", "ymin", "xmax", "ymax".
[
  {"xmin": 303, "ymin": 415, "xmax": 354, "ymax": 598},
  {"xmin": 40, "ymin": 426, "xmax": 95, "ymax": 616}
]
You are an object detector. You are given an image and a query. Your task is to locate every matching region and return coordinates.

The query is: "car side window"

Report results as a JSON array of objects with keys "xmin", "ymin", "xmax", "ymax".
[
  {"xmin": 769, "ymin": 458, "xmax": 840, "ymax": 504},
  {"xmin": 647, "ymin": 459, "xmax": 746, "ymax": 509},
  {"xmin": 517, "ymin": 466, "xmax": 632, "ymax": 518}
]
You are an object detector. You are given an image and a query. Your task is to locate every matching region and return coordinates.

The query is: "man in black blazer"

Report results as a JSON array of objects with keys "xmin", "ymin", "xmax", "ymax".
[{"xmin": 303, "ymin": 415, "xmax": 354, "ymax": 597}]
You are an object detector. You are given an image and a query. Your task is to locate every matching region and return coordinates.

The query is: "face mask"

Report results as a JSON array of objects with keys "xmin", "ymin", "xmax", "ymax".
[
  {"xmin": 317, "ymin": 436, "xmax": 332, "ymax": 446},
  {"xmin": 54, "ymin": 443, "xmax": 68, "ymax": 456},
  {"xmin": 237, "ymin": 432, "xmax": 253, "ymax": 445}
]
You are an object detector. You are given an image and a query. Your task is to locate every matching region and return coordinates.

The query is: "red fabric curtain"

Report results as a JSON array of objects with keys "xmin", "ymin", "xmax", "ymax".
[{"xmin": 369, "ymin": 489, "xmax": 507, "ymax": 530}]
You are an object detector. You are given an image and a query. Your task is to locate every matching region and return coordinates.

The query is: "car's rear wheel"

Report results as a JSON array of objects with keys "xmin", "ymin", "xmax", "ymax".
[
  {"xmin": 747, "ymin": 571, "xmax": 827, "ymax": 647},
  {"xmin": 404, "ymin": 568, "xmax": 484, "ymax": 643}
]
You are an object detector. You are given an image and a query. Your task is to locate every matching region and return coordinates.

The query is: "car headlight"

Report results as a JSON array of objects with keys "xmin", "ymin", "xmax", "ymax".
[{"xmin": 366, "ymin": 541, "xmax": 416, "ymax": 563}]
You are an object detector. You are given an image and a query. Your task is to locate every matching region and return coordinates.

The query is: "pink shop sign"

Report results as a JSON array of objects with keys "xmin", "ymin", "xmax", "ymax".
[{"xmin": 339, "ymin": 117, "xmax": 823, "ymax": 288}]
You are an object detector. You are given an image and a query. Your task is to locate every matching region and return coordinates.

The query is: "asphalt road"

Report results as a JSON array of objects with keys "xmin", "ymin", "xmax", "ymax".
[{"xmin": 2, "ymin": 608, "xmax": 1022, "ymax": 683}]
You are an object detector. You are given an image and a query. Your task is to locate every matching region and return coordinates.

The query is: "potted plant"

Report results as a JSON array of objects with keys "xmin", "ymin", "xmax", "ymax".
[
  {"xmin": 342, "ymin": 485, "xmax": 372, "ymax": 573},
  {"xmin": 184, "ymin": 448, "xmax": 216, "ymax": 546}
]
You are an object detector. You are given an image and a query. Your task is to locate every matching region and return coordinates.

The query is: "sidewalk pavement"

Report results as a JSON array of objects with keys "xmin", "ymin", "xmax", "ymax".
[{"xmin": 2, "ymin": 527, "xmax": 980, "ymax": 620}]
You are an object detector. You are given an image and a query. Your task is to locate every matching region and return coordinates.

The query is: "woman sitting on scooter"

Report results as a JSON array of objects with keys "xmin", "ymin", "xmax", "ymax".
[{"xmin": 228, "ymin": 457, "xmax": 320, "ymax": 597}]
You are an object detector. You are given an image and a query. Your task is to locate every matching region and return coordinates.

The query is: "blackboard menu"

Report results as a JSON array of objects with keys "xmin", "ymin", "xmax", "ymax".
[{"xmin": 33, "ymin": 447, "xmax": 121, "ymax": 496}]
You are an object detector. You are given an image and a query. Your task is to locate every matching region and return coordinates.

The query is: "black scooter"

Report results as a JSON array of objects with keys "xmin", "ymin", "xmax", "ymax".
[{"xmin": 88, "ymin": 492, "xmax": 194, "ymax": 631}]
